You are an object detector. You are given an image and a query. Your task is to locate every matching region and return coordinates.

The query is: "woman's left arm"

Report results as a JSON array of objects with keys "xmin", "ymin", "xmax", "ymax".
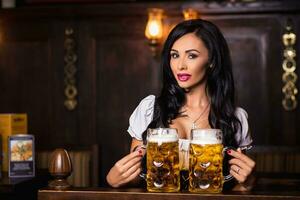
[{"xmin": 227, "ymin": 148, "xmax": 256, "ymax": 191}]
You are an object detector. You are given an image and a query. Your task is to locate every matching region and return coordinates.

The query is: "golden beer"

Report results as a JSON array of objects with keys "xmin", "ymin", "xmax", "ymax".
[
  {"xmin": 189, "ymin": 129, "xmax": 224, "ymax": 193},
  {"xmin": 146, "ymin": 128, "xmax": 180, "ymax": 192}
]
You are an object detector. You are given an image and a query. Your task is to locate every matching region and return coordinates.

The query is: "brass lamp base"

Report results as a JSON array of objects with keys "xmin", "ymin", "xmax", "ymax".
[{"xmin": 148, "ymin": 39, "xmax": 160, "ymax": 58}]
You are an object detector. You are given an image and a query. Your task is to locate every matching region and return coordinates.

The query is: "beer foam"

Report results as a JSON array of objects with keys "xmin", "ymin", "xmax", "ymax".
[
  {"xmin": 191, "ymin": 138, "xmax": 220, "ymax": 145},
  {"xmin": 148, "ymin": 134, "xmax": 178, "ymax": 144},
  {"xmin": 147, "ymin": 128, "xmax": 178, "ymax": 145},
  {"xmin": 191, "ymin": 129, "xmax": 222, "ymax": 145}
]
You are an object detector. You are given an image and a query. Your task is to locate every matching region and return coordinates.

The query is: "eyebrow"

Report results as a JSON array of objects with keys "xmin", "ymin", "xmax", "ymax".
[{"xmin": 170, "ymin": 49, "xmax": 200, "ymax": 53}]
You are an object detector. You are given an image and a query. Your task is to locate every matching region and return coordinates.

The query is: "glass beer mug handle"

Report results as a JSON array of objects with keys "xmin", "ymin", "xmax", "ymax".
[
  {"xmin": 223, "ymin": 174, "xmax": 234, "ymax": 182},
  {"xmin": 139, "ymin": 153, "xmax": 147, "ymax": 180},
  {"xmin": 133, "ymin": 145, "xmax": 147, "ymax": 180},
  {"xmin": 222, "ymin": 146, "xmax": 234, "ymax": 182}
]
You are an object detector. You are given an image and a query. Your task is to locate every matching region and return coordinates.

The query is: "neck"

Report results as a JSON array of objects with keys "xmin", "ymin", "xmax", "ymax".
[{"xmin": 185, "ymin": 82, "xmax": 209, "ymax": 108}]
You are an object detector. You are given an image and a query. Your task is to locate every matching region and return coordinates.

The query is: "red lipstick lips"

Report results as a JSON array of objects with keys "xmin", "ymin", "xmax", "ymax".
[{"xmin": 177, "ymin": 73, "xmax": 191, "ymax": 82}]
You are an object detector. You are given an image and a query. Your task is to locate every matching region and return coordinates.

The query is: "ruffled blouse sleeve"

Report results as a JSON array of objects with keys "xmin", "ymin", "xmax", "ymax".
[
  {"xmin": 127, "ymin": 95, "xmax": 155, "ymax": 140},
  {"xmin": 235, "ymin": 107, "xmax": 253, "ymax": 148}
]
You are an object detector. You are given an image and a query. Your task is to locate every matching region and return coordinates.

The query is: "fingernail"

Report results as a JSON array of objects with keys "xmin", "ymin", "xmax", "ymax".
[{"xmin": 227, "ymin": 150, "xmax": 231, "ymax": 154}]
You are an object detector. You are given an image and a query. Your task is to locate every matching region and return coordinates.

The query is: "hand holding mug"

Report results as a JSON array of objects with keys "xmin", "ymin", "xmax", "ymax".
[
  {"xmin": 106, "ymin": 149, "xmax": 144, "ymax": 188},
  {"xmin": 228, "ymin": 148, "xmax": 255, "ymax": 184}
]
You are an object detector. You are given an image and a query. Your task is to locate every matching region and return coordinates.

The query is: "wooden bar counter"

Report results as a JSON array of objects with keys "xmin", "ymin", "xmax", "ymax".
[{"xmin": 38, "ymin": 173, "xmax": 300, "ymax": 200}]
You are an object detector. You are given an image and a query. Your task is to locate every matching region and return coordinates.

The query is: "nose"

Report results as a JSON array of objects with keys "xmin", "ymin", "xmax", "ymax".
[{"xmin": 177, "ymin": 57, "xmax": 187, "ymax": 71}]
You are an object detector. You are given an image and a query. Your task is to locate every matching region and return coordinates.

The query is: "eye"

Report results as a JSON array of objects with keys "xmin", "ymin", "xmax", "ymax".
[
  {"xmin": 188, "ymin": 53, "xmax": 198, "ymax": 59},
  {"xmin": 170, "ymin": 52, "xmax": 179, "ymax": 59}
]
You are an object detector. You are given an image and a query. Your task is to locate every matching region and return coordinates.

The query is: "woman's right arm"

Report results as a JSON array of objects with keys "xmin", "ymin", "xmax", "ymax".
[
  {"xmin": 106, "ymin": 139, "xmax": 145, "ymax": 188},
  {"xmin": 107, "ymin": 95, "xmax": 155, "ymax": 187}
]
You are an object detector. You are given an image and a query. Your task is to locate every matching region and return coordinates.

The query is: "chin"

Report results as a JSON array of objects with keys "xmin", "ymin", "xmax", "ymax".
[
  {"xmin": 178, "ymin": 78, "xmax": 206, "ymax": 91},
  {"xmin": 178, "ymin": 83, "xmax": 191, "ymax": 90},
  {"xmin": 176, "ymin": 80, "xmax": 193, "ymax": 88}
]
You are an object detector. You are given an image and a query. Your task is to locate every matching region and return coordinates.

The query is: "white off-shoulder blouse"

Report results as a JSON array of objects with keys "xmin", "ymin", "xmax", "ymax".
[{"xmin": 127, "ymin": 95, "xmax": 253, "ymax": 152}]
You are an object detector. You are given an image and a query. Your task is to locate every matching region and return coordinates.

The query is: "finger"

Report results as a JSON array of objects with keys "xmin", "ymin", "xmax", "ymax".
[
  {"xmin": 121, "ymin": 161, "xmax": 142, "ymax": 179},
  {"xmin": 117, "ymin": 150, "xmax": 143, "ymax": 166},
  {"xmin": 230, "ymin": 168, "xmax": 246, "ymax": 183},
  {"xmin": 108, "ymin": 161, "xmax": 141, "ymax": 187},
  {"xmin": 228, "ymin": 149, "xmax": 255, "ymax": 168},
  {"xmin": 121, "ymin": 156, "xmax": 143, "ymax": 173},
  {"xmin": 120, "ymin": 167, "xmax": 142, "ymax": 186},
  {"xmin": 137, "ymin": 148, "xmax": 146, "ymax": 156},
  {"xmin": 134, "ymin": 145, "xmax": 147, "ymax": 154},
  {"xmin": 230, "ymin": 164, "xmax": 248, "ymax": 177},
  {"xmin": 229, "ymin": 158, "xmax": 252, "ymax": 173}
]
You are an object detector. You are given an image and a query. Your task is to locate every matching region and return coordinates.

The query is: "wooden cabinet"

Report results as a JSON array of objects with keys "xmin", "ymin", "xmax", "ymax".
[{"xmin": 0, "ymin": 1, "xmax": 299, "ymax": 185}]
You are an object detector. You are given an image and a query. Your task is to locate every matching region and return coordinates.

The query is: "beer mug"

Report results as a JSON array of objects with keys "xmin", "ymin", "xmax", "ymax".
[
  {"xmin": 189, "ymin": 129, "xmax": 232, "ymax": 193},
  {"xmin": 146, "ymin": 128, "xmax": 180, "ymax": 192}
]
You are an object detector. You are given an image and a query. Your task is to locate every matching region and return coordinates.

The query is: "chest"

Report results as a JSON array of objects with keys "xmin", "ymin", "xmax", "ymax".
[{"xmin": 169, "ymin": 116, "xmax": 211, "ymax": 139}]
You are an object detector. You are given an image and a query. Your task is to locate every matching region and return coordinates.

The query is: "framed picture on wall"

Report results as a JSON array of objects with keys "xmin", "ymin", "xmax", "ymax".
[{"xmin": 8, "ymin": 134, "xmax": 35, "ymax": 178}]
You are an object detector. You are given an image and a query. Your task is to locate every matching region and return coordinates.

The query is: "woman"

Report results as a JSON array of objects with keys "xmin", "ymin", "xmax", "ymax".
[{"xmin": 106, "ymin": 19, "xmax": 255, "ymax": 190}]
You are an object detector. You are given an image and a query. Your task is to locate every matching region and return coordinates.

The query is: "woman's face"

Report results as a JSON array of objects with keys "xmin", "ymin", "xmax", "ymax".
[{"xmin": 170, "ymin": 33, "xmax": 209, "ymax": 90}]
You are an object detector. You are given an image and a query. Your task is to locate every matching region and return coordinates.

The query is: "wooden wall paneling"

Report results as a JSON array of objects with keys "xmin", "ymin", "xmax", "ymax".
[
  {"xmin": 204, "ymin": 16, "xmax": 284, "ymax": 145},
  {"xmin": 37, "ymin": 18, "xmax": 98, "ymax": 150},
  {"xmin": 0, "ymin": 15, "xmax": 97, "ymax": 149},
  {"xmin": 279, "ymin": 15, "xmax": 300, "ymax": 146},
  {"xmin": 0, "ymin": 18, "xmax": 58, "ymax": 149},
  {"xmin": 85, "ymin": 17, "xmax": 161, "ymax": 185},
  {"xmin": 48, "ymin": 20, "xmax": 74, "ymax": 149},
  {"xmin": 295, "ymin": 16, "xmax": 300, "ymax": 145},
  {"xmin": 50, "ymin": 20, "xmax": 81, "ymax": 148},
  {"xmin": 75, "ymin": 20, "xmax": 97, "ymax": 148}
]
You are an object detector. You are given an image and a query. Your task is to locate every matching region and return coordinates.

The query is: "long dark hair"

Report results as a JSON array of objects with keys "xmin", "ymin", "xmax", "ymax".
[{"xmin": 143, "ymin": 19, "xmax": 241, "ymax": 148}]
